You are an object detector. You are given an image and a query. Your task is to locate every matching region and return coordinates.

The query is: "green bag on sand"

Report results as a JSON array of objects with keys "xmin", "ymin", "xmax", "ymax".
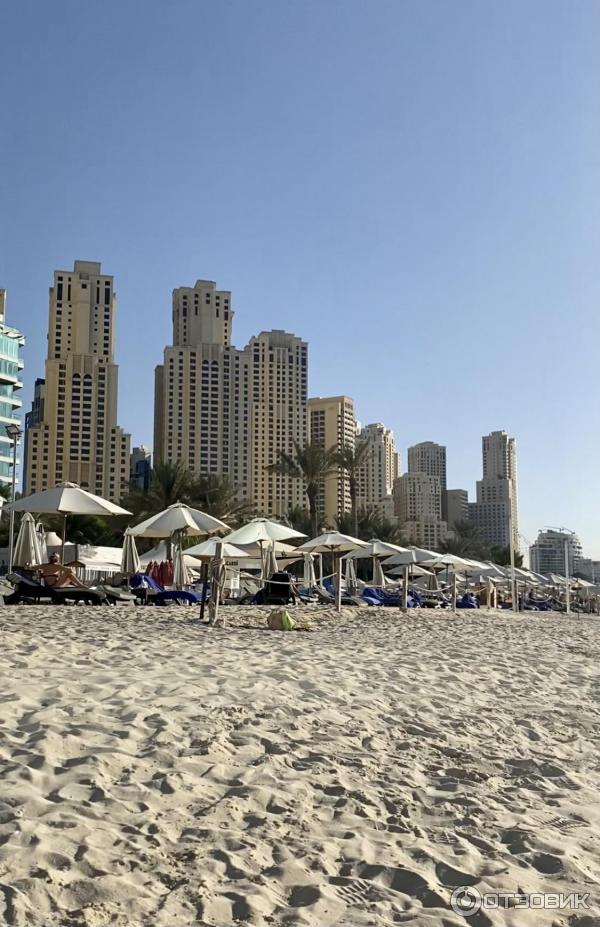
[{"xmin": 267, "ymin": 609, "xmax": 296, "ymax": 631}]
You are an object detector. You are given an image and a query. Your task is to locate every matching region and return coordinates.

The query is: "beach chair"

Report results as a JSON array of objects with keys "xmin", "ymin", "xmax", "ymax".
[{"xmin": 5, "ymin": 571, "xmax": 107, "ymax": 606}]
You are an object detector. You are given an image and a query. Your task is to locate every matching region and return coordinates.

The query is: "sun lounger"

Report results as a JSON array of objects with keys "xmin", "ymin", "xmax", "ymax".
[
  {"xmin": 5, "ymin": 572, "xmax": 107, "ymax": 605},
  {"xmin": 155, "ymin": 590, "xmax": 201, "ymax": 606}
]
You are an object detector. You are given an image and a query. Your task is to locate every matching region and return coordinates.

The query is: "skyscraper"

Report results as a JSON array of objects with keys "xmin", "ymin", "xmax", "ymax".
[
  {"xmin": 407, "ymin": 441, "xmax": 447, "ymax": 519},
  {"xmin": 248, "ymin": 329, "xmax": 308, "ymax": 517},
  {"xmin": 153, "ymin": 280, "xmax": 249, "ymax": 492},
  {"xmin": 24, "ymin": 261, "xmax": 131, "ymax": 500},
  {"xmin": 308, "ymin": 395, "xmax": 356, "ymax": 526},
  {"xmin": 0, "ymin": 290, "xmax": 25, "ymax": 490},
  {"xmin": 154, "ymin": 280, "xmax": 308, "ymax": 518},
  {"xmin": 470, "ymin": 430, "xmax": 519, "ymax": 551},
  {"xmin": 356, "ymin": 422, "xmax": 399, "ymax": 512},
  {"xmin": 393, "ymin": 471, "xmax": 448, "ymax": 549}
]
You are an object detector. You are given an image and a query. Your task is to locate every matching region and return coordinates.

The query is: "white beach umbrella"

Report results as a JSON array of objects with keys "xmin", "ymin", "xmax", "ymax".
[
  {"xmin": 12, "ymin": 513, "xmax": 43, "ymax": 568},
  {"xmin": 263, "ymin": 543, "xmax": 279, "ymax": 581},
  {"xmin": 298, "ymin": 532, "xmax": 368, "ymax": 611},
  {"xmin": 223, "ymin": 518, "xmax": 306, "ymax": 545},
  {"xmin": 37, "ymin": 524, "xmax": 49, "ymax": 564},
  {"xmin": 344, "ymin": 539, "xmax": 410, "ymax": 560},
  {"xmin": 303, "ymin": 553, "xmax": 317, "ymax": 589},
  {"xmin": 388, "ymin": 563, "xmax": 433, "ymax": 578},
  {"xmin": 224, "ymin": 518, "xmax": 305, "ymax": 579},
  {"xmin": 129, "ymin": 502, "xmax": 229, "ymax": 539},
  {"xmin": 385, "ymin": 547, "xmax": 436, "ymax": 567},
  {"xmin": 297, "ymin": 531, "xmax": 367, "ymax": 554},
  {"xmin": 223, "ymin": 519, "xmax": 305, "ymax": 580},
  {"xmin": 120, "ymin": 529, "xmax": 141, "ymax": 576},
  {"xmin": 129, "ymin": 503, "xmax": 229, "ymax": 587},
  {"xmin": 345, "ymin": 556, "xmax": 358, "ymax": 595},
  {"xmin": 5, "ymin": 482, "xmax": 131, "ymax": 560},
  {"xmin": 173, "ymin": 545, "xmax": 190, "ymax": 588},
  {"xmin": 372, "ymin": 557, "xmax": 386, "ymax": 587},
  {"xmin": 343, "ymin": 538, "xmax": 410, "ymax": 589},
  {"xmin": 185, "ymin": 538, "xmax": 249, "ymax": 560}
]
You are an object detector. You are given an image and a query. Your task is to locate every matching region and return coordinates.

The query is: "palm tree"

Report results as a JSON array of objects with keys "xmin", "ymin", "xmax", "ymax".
[
  {"xmin": 441, "ymin": 520, "xmax": 489, "ymax": 559},
  {"xmin": 336, "ymin": 439, "xmax": 372, "ymax": 537},
  {"xmin": 490, "ymin": 544, "xmax": 524, "ymax": 568},
  {"xmin": 267, "ymin": 441, "xmax": 338, "ymax": 537},
  {"xmin": 191, "ymin": 473, "xmax": 254, "ymax": 525},
  {"xmin": 284, "ymin": 505, "xmax": 315, "ymax": 538},
  {"xmin": 123, "ymin": 460, "xmax": 195, "ymax": 519},
  {"xmin": 336, "ymin": 506, "xmax": 406, "ymax": 544}
]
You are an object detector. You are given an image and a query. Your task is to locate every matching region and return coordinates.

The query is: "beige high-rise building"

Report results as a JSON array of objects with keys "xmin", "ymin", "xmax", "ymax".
[
  {"xmin": 308, "ymin": 395, "xmax": 355, "ymax": 526},
  {"xmin": 24, "ymin": 261, "xmax": 130, "ymax": 500},
  {"xmin": 470, "ymin": 430, "xmax": 519, "ymax": 551},
  {"xmin": 356, "ymin": 422, "xmax": 399, "ymax": 512},
  {"xmin": 154, "ymin": 281, "xmax": 308, "ymax": 517},
  {"xmin": 153, "ymin": 280, "xmax": 251, "ymax": 494},
  {"xmin": 407, "ymin": 441, "xmax": 447, "ymax": 518},
  {"xmin": 393, "ymin": 471, "xmax": 448, "ymax": 549},
  {"xmin": 248, "ymin": 329, "xmax": 308, "ymax": 516},
  {"xmin": 446, "ymin": 488, "xmax": 469, "ymax": 527}
]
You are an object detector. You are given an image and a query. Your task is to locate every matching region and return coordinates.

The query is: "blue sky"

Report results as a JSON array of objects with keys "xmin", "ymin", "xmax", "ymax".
[{"xmin": 2, "ymin": 0, "xmax": 599, "ymax": 555}]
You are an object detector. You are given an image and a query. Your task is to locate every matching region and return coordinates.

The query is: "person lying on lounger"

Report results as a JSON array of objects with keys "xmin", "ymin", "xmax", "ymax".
[{"xmin": 37, "ymin": 553, "xmax": 88, "ymax": 589}]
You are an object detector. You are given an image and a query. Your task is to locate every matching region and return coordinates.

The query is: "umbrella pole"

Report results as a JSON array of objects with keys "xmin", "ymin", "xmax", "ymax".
[
  {"xmin": 335, "ymin": 555, "xmax": 342, "ymax": 613},
  {"xmin": 61, "ymin": 513, "xmax": 67, "ymax": 563},
  {"xmin": 452, "ymin": 572, "xmax": 457, "ymax": 612}
]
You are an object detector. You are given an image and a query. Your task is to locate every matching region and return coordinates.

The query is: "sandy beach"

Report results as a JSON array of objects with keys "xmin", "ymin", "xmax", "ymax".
[{"xmin": 0, "ymin": 605, "xmax": 598, "ymax": 927}]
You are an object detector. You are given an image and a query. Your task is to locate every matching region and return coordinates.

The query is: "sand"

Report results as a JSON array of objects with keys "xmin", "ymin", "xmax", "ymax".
[{"xmin": 0, "ymin": 604, "xmax": 598, "ymax": 927}]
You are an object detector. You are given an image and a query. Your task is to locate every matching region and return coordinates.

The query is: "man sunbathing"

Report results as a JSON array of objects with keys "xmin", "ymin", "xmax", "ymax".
[{"xmin": 37, "ymin": 553, "xmax": 88, "ymax": 589}]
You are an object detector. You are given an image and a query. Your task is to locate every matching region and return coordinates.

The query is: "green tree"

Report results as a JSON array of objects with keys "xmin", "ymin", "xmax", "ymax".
[
  {"xmin": 267, "ymin": 441, "xmax": 339, "ymax": 537},
  {"xmin": 336, "ymin": 506, "xmax": 407, "ymax": 544},
  {"xmin": 490, "ymin": 544, "xmax": 524, "ymax": 568},
  {"xmin": 284, "ymin": 505, "xmax": 315, "ymax": 538},
  {"xmin": 441, "ymin": 520, "xmax": 489, "ymax": 559},
  {"xmin": 336, "ymin": 439, "xmax": 372, "ymax": 537},
  {"xmin": 191, "ymin": 473, "xmax": 254, "ymax": 526},
  {"xmin": 122, "ymin": 460, "xmax": 195, "ymax": 520}
]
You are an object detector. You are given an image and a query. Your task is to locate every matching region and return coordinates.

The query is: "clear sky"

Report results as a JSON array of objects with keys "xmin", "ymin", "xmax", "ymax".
[{"xmin": 2, "ymin": 0, "xmax": 599, "ymax": 555}]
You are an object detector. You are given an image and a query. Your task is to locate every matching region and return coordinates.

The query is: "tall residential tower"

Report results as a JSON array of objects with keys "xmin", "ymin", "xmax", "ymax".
[
  {"xmin": 154, "ymin": 280, "xmax": 308, "ymax": 518},
  {"xmin": 470, "ymin": 430, "xmax": 519, "ymax": 551},
  {"xmin": 24, "ymin": 261, "xmax": 130, "ymax": 500},
  {"xmin": 356, "ymin": 422, "xmax": 399, "ymax": 513},
  {"xmin": 308, "ymin": 395, "xmax": 356, "ymax": 526}
]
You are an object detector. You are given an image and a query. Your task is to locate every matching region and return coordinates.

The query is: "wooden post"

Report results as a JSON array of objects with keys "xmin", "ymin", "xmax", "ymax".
[
  {"xmin": 402, "ymin": 565, "xmax": 409, "ymax": 612},
  {"xmin": 199, "ymin": 562, "xmax": 209, "ymax": 622},
  {"xmin": 209, "ymin": 541, "xmax": 223, "ymax": 625}
]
